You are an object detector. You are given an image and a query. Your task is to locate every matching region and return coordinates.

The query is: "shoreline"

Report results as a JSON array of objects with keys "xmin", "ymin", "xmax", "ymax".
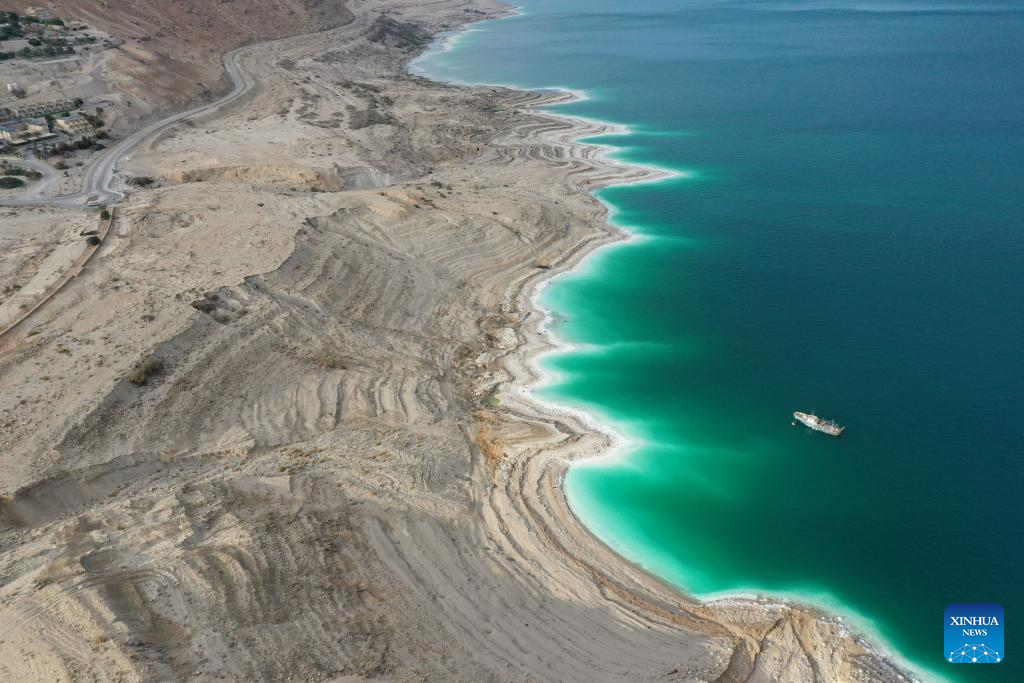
[
  {"xmin": 502, "ymin": 96, "xmax": 932, "ymax": 683},
  {"xmin": 414, "ymin": 8, "xmax": 928, "ymax": 683},
  {"xmin": 0, "ymin": 1, "xmax": 933, "ymax": 679}
]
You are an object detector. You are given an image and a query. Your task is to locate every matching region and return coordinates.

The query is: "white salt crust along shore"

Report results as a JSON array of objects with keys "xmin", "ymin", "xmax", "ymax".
[
  {"xmin": 0, "ymin": 0, "xmax": 920, "ymax": 680},
  {"xmin": 489, "ymin": 91, "xmax": 928, "ymax": 683},
  {"xmin": 437, "ymin": 8, "xmax": 931, "ymax": 683}
]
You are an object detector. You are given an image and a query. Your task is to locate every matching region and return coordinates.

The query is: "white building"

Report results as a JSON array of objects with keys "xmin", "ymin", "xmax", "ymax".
[{"xmin": 55, "ymin": 113, "xmax": 91, "ymax": 136}]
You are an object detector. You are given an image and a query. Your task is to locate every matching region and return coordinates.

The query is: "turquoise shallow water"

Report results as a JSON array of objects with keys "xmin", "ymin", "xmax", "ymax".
[{"xmin": 414, "ymin": 2, "xmax": 1023, "ymax": 680}]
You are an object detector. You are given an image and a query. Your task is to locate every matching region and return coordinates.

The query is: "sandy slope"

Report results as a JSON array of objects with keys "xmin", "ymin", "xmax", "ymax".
[{"xmin": 0, "ymin": 1, "xmax": 908, "ymax": 681}]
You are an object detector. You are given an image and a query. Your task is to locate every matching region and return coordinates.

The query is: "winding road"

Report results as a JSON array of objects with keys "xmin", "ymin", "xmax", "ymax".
[
  {"xmin": 0, "ymin": 46, "xmax": 253, "ymax": 211},
  {"xmin": 0, "ymin": 150, "xmax": 57, "ymax": 199}
]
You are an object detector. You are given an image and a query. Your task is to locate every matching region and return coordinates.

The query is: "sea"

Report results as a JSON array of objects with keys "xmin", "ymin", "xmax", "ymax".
[{"xmin": 412, "ymin": 2, "xmax": 1024, "ymax": 680}]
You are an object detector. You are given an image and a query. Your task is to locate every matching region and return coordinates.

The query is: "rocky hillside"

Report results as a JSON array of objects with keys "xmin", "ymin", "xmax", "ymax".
[
  {"xmin": 10, "ymin": 0, "xmax": 352, "ymax": 54},
  {"xmin": 0, "ymin": 0, "xmax": 354, "ymax": 122}
]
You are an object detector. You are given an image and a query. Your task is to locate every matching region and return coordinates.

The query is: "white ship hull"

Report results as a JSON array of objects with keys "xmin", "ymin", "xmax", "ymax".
[{"xmin": 793, "ymin": 411, "xmax": 844, "ymax": 437}]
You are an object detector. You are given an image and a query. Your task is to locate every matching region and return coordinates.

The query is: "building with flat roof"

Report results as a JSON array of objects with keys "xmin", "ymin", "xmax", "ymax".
[
  {"xmin": 1, "ymin": 98, "xmax": 78, "ymax": 122},
  {"xmin": 54, "ymin": 113, "xmax": 90, "ymax": 136},
  {"xmin": 0, "ymin": 118, "xmax": 54, "ymax": 145}
]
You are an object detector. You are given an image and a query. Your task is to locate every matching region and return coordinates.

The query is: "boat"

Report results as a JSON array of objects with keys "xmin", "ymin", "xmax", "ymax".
[{"xmin": 792, "ymin": 411, "xmax": 844, "ymax": 437}]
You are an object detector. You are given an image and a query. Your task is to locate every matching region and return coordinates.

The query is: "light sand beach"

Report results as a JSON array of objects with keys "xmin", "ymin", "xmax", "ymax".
[{"xmin": 0, "ymin": 1, "xmax": 908, "ymax": 680}]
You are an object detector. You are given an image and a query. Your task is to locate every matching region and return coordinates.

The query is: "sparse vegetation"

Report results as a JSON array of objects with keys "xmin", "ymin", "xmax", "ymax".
[
  {"xmin": 3, "ymin": 42, "xmax": 74, "ymax": 61},
  {"xmin": 0, "ymin": 12, "xmax": 20, "ymax": 40},
  {"xmin": 321, "ymin": 354, "xmax": 345, "ymax": 369},
  {"xmin": 366, "ymin": 16, "xmax": 430, "ymax": 49},
  {"xmin": 0, "ymin": 12, "xmax": 74, "ymax": 60},
  {"xmin": 345, "ymin": 103, "xmax": 395, "ymax": 129},
  {"xmin": 480, "ymin": 386, "xmax": 501, "ymax": 407},
  {"xmin": 1, "ymin": 165, "xmax": 43, "ymax": 180},
  {"xmin": 127, "ymin": 357, "xmax": 165, "ymax": 385}
]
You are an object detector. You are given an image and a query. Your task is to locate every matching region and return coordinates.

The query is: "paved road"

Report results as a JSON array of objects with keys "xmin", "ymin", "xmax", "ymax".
[
  {"xmin": 0, "ymin": 46, "xmax": 253, "ymax": 211},
  {"xmin": 0, "ymin": 150, "xmax": 59, "ymax": 200}
]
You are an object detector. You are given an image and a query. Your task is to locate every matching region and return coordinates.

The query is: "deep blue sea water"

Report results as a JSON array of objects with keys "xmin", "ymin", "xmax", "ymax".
[{"xmin": 414, "ymin": 2, "xmax": 1024, "ymax": 680}]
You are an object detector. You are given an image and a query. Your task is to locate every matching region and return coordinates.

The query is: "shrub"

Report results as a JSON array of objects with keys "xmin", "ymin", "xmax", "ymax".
[
  {"xmin": 0, "ymin": 177, "xmax": 25, "ymax": 189},
  {"xmin": 99, "ymin": 209, "xmax": 110, "ymax": 220},
  {"xmin": 5, "ymin": 167, "xmax": 42, "ymax": 180},
  {"xmin": 366, "ymin": 16, "xmax": 430, "ymax": 48},
  {"xmin": 127, "ymin": 357, "xmax": 164, "ymax": 385},
  {"xmin": 480, "ymin": 386, "xmax": 501, "ymax": 407}
]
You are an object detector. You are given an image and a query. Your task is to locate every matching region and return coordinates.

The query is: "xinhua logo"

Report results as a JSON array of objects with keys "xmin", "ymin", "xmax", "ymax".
[{"xmin": 944, "ymin": 603, "xmax": 1003, "ymax": 664}]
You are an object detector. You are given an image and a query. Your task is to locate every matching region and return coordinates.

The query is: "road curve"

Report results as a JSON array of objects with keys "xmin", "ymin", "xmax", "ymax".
[
  {"xmin": 0, "ymin": 46, "xmax": 253, "ymax": 211},
  {"xmin": 0, "ymin": 150, "xmax": 59, "ymax": 201}
]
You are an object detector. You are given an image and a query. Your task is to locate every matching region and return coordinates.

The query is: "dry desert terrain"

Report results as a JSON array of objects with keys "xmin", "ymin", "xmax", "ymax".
[{"xmin": 0, "ymin": 1, "xmax": 909, "ymax": 681}]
